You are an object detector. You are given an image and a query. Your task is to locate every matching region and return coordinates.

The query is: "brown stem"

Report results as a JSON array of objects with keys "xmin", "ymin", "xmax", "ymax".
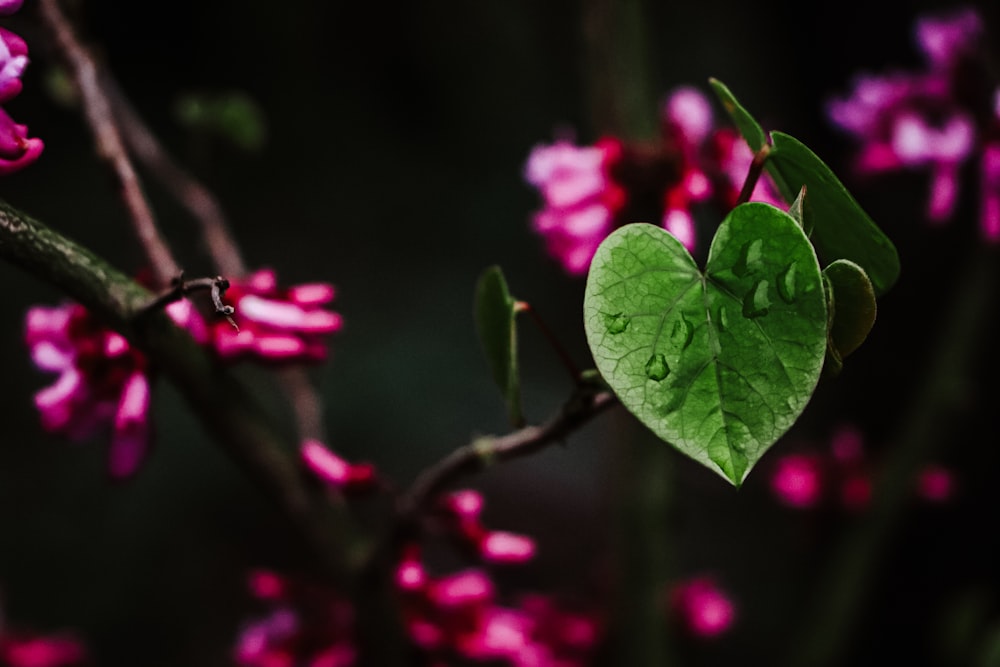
[
  {"xmin": 397, "ymin": 389, "xmax": 617, "ymax": 521},
  {"xmin": 516, "ymin": 301, "xmax": 581, "ymax": 381},
  {"xmin": 735, "ymin": 144, "xmax": 772, "ymax": 206},
  {"xmin": 37, "ymin": 0, "xmax": 180, "ymax": 288},
  {"xmin": 102, "ymin": 75, "xmax": 249, "ymax": 278}
]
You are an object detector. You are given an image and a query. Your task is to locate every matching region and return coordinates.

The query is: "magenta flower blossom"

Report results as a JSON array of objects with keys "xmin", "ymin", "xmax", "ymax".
[
  {"xmin": 25, "ymin": 303, "xmax": 152, "ymax": 478},
  {"xmin": 233, "ymin": 570, "xmax": 356, "ymax": 667},
  {"xmin": 25, "ymin": 299, "xmax": 205, "ymax": 479},
  {"xmin": 524, "ymin": 137, "xmax": 625, "ymax": 275},
  {"xmin": 770, "ymin": 453, "xmax": 823, "ymax": 508},
  {"xmin": 668, "ymin": 576, "xmax": 736, "ymax": 639},
  {"xmin": 525, "ymin": 87, "xmax": 785, "ymax": 271},
  {"xmin": 0, "ymin": 7, "xmax": 43, "ymax": 174},
  {"xmin": 0, "ymin": 632, "xmax": 87, "ymax": 667},
  {"xmin": 828, "ymin": 8, "xmax": 1000, "ymax": 241},
  {"xmin": 211, "ymin": 268, "xmax": 343, "ymax": 363},
  {"xmin": 770, "ymin": 424, "xmax": 957, "ymax": 512},
  {"xmin": 394, "ymin": 554, "xmax": 602, "ymax": 665},
  {"xmin": 300, "ymin": 438, "xmax": 377, "ymax": 493},
  {"xmin": 439, "ymin": 489, "xmax": 536, "ymax": 565}
]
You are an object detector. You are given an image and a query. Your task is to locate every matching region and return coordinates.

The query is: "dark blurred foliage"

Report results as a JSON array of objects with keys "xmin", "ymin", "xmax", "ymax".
[{"xmin": 0, "ymin": 0, "xmax": 998, "ymax": 665}]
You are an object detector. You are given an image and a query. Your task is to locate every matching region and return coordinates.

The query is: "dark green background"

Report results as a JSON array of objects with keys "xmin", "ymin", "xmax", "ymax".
[{"xmin": 0, "ymin": 1, "xmax": 997, "ymax": 665}]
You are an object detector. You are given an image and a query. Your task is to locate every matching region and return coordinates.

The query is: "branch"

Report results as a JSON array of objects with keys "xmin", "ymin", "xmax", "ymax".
[
  {"xmin": 0, "ymin": 200, "xmax": 357, "ymax": 582},
  {"xmin": 37, "ymin": 0, "xmax": 179, "ymax": 288},
  {"xmin": 102, "ymin": 74, "xmax": 249, "ymax": 278},
  {"xmin": 397, "ymin": 388, "xmax": 618, "ymax": 522}
]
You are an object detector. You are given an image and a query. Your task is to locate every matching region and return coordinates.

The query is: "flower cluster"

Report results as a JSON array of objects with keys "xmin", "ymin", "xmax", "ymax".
[
  {"xmin": 438, "ymin": 490, "xmax": 536, "ymax": 564},
  {"xmin": 25, "ymin": 303, "xmax": 155, "ymax": 479},
  {"xmin": 827, "ymin": 8, "xmax": 1000, "ymax": 241},
  {"xmin": 395, "ymin": 490, "xmax": 601, "ymax": 665},
  {"xmin": 25, "ymin": 268, "xmax": 342, "ymax": 478},
  {"xmin": 233, "ymin": 569, "xmax": 356, "ymax": 667},
  {"xmin": 668, "ymin": 576, "xmax": 736, "ymax": 639},
  {"xmin": 210, "ymin": 268, "xmax": 343, "ymax": 363},
  {"xmin": 769, "ymin": 425, "xmax": 955, "ymax": 510},
  {"xmin": 524, "ymin": 86, "xmax": 782, "ymax": 273},
  {"xmin": 0, "ymin": 0, "xmax": 42, "ymax": 174}
]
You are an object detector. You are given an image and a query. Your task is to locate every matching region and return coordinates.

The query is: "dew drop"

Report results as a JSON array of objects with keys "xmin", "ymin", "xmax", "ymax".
[
  {"xmin": 717, "ymin": 306, "xmax": 729, "ymax": 332},
  {"xmin": 644, "ymin": 353, "xmax": 670, "ymax": 382},
  {"xmin": 777, "ymin": 262, "xmax": 798, "ymax": 304},
  {"xmin": 670, "ymin": 315, "xmax": 695, "ymax": 350},
  {"xmin": 742, "ymin": 280, "xmax": 771, "ymax": 319},
  {"xmin": 604, "ymin": 312, "xmax": 630, "ymax": 334},
  {"xmin": 733, "ymin": 239, "xmax": 764, "ymax": 277}
]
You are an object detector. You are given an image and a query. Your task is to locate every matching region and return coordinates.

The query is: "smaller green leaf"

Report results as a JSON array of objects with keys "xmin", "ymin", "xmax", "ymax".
[
  {"xmin": 787, "ymin": 186, "xmax": 814, "ymax": 236},
  {"xmin": 823, "ymin": 259, "xmax": 877, "ymax": 360},
  {"xmin": 767, "ymin": 131, "xmax": 900, "ymax": 296},
  {"xmin": 174, "ymin": 91, "xmax": 268, "ymax": 152},
  {"xmin": 474, "ymin": 266, "xmax": 524, "ymax": 426},
  {"xmin": 708, "ymin": 78, "xmax": 767, "ymax": 152}
]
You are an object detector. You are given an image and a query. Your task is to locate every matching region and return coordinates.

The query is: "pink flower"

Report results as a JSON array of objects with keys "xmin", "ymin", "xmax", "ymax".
[
  {"xmin": 25, "ymin": 303, "xmax": 152, "ymax": 478},
  {"xmin": 394, "ymin": 551, "xmax": 602, "ymax": 665},
  {"xmin": 524, "ymin": 138, "xmax": 624, "ymax": 275},
  {"xmin": 827, "ymin": 8, "xmax": 997, "ymax": 240},
  {"xmin": 669, "ymin": 576, "xmax": 736, "ymax": 638},
  {"xmin": 211, "ymin": 268, "xmax": 342, "ymax": 363},
  {"xmin": 0, "ymin": 633, "xmax": 87, "ymax": 667},
  {"xmin": 0, "ymin": 1, "xmax": 22, "ymax": 16},
  {"xmin": 438, "ymin": 489, "xmax": 536, "ymax": 565},
  {"xmin": 0, "ymin": 8, "xmax": 42, "ymax": 174},
  {"xmin": 770, "ymin": 453, "xmax": 823, "ymax": 508},
  {"xmin": 300, "ymin": 439, "xmax": 377, "ymax": 493},
  {"xmin": 916, "ymin": 464, "xmax": 955, "ymax": 502},
  {"xmin": 24, "ymin": 299, "xmax": 203, "ymax": 478},
  {"xmin": 233, "ymin": 570, "xmax": 356, "ymax": 667}
]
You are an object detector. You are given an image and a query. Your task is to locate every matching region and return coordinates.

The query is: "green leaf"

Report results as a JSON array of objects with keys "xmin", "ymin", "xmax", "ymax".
[
  {"xmin": 823, "ymin": 259, "xmax": 877, "ymax": 360},
  {"xmin": 708, "ymin": 79, "xmax": 900, "ymax": 296},
  {"xmin": 767, "ymin": 132, "xmax": 900, "ymax": 296},
  {"xmin": 174, "ymin": 91, "xmax": 267, "ymax": 152},
  {"xmin": 584, "ymin": 204, "xmax": 828, "ymax": 485},
  {"xmin": 787, "ymin": 185, "xmax": 814, "ymax": 236},
  {"xmin": 709, "ymin": 78, "xmax": 766, "ymax": 152},
  {"xmin": 474, "ymin": 266, "xmax": 524, "ymax": 426}
]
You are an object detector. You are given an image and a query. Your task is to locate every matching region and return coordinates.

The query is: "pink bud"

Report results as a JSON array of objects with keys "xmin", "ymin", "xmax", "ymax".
[
  {"xmin": 108, "ymin": 371, "xmax": 151, "ymax": 479},
  {"xmin": 445, "ymin": 490, "xmax": 483, "ymax": 519},
  {"xmin": 917, "ymin": 464, "xmax": 954, "ymax": 502},
  {"xmin": 670, "ymin": 577, "xmax": 736, "ymax": 638},
  {"xmin": 771, "ymin": 453, "xmax": 823, "ymax": 508},
  {"xmin": 479, "ymin": 531, "xmax": 536, "ymax": 564},
  {"xmin": 430, "ymin": 570, "xmax": 494, "ymax": 608},
  {"xmin": 301, "ymin": 439, "xmax": 350, "ymax": 486}
]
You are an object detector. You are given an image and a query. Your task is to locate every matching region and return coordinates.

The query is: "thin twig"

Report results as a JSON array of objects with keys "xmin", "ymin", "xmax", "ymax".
[
  {"xmin": 103, "ymin": 74, "xmax": 248, "ymax": 278},
  {"xmin": 398, "ymin": 388, "xmax": 618, "ymax": 521},
  {"xmin": 37, "ymin": 0, "xmax": 180, "ymax": 288},
  {"xmin": 516, "ymin": 301, "xmax": 581, "ymax": 381},
  {"xmin": 735, "ymin": 144, "xmax": 771, "ymax": 206}
]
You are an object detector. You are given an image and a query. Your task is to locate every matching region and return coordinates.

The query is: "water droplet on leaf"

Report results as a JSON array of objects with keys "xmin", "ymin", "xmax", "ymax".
[
  {"xmin": 734, "ymin": 239, "xmax": 764, "ymax": 277},
  {"xmin": 742, "ymin": 280, "xmax": 771, "ymax": 318},
  {"xmin": 670, "ymin": 316, "xmax": 695, "ymax": 350},
  {"xmin": 604, "ymin": 312, "xmax": 630, "ymax": 334},
  {"xmin": 717, "ymin": 306, "xmax": 729, "ymax": 332},
  {"xmin": 645, "ymin": 353, "xmax": 670, "ymax": 382},
  {"xmin": 777, "ymin": 263, "xmax": 797, "ymax": 303}
]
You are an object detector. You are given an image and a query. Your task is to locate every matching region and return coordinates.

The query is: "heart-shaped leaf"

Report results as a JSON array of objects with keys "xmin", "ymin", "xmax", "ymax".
[
  {"xmin": 474, "ymin": 266, "xmax": 524, "ymax": 426},
  {"xmin": 583, "ymin": 204, "xmax": 828, "ymax": 485}
]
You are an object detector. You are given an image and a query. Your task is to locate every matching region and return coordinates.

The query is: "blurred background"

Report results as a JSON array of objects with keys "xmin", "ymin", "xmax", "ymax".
[{"xmin": 0, "ymin": 0, "xmax": 998, "ymax": 664}]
